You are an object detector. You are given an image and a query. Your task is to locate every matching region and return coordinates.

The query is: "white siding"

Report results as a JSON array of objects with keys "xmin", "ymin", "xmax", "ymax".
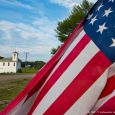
[{"xmin": 0, "ymin": 61, "xmax": 21, "ymax": 73}]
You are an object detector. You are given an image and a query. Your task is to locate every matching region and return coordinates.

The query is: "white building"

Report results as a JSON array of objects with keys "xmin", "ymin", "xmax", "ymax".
[{"xmin": 0, "ymin": 52, "xmax": 21, "ymax": 73}]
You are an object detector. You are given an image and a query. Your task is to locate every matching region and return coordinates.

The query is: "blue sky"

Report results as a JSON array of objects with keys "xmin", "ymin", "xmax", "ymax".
[{"xmin": 0, "ymin": 0, "xmax": 97, "ymax": 62}]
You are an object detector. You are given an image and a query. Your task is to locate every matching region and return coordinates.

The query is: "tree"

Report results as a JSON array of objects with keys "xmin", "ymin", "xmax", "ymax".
[
  {"xmin": 34, "ymin": 61, "xmax": 46, "ymax": 70},
  {"xmin": 0, "ymin": 56, "xmax": 4, "ymax": 59},
  {"xmin": 21, "ymin": 61, "xmax": 34, "ymax": 68},
  {"xmin": 56, "ymin": 0, "xmax": 93, "ymax": 43},
  {"xmin": 51, "ymin": 45, "xmax": 60, "ymax": 55},
  {"xmin": 51, "ymin": 0, "xmax": 93, "ymax": 55}
]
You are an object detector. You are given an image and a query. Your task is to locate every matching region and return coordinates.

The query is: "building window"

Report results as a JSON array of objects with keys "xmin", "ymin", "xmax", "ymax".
[
  {"xmin": 3, "ymin": 62, "xmax": 5, "ymax": 66},
  {"xmin": 8, "ymin": 62, "xmax": 10, "ymax": 66},
  {"xmin": 14, "ymin": 62, "xmax": 15, "ymax": 66}
]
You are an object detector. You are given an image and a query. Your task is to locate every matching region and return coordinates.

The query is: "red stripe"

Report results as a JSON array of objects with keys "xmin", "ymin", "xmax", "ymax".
[
  {"xmin": 44, "ymin": 52, "xmax": 111, "ymax": 114},
  {"xmin": 1, "ymin": 21, "xmax": 83, "ymax": 115},
  {"xmin": 99, "ymin": 75, "xmax": 115, "ymax": 99},
  {"xmin": 94, "ymin": 96, "xmax": 115, "ymax": 115},
  {"xmin": 28, "ymin": 34, "xmax": 90, "ymax": 115}
]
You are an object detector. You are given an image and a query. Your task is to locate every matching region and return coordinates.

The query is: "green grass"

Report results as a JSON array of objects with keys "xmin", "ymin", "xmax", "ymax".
[
  {"xmin": 0, "ymin": 78, "xmax": 31, "ymax": 111},
  {"xmin": 18, "ymin": 67, "xmax": 38, "ymax": 73},
  {"xmin": 0, "ymin": 68, "xmax": 38, "ymax": 75}
]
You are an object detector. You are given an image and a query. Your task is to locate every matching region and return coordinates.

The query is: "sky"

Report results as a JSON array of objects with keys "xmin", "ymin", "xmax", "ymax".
[{"xmin": 0, "ymin": 0, "xmax": 97, "ymax": 62}]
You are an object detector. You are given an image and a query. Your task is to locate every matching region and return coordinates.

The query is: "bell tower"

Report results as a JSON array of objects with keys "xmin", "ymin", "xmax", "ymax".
[{"xmin": 12, "ymin": 51, "xmax": 18, "ymax": 61}]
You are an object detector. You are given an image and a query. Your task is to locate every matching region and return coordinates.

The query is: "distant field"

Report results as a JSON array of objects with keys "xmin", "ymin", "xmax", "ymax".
[
  {"xmin": 19, "ymin": 67, "xmax": 38, "ymax": 73},
  {"xmin": 0, "ymin": 74, "xmax": 34, "ymax": 111}
]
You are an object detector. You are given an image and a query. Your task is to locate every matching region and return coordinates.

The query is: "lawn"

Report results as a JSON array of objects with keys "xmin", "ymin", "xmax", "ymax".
[
  {"xmin": 0, "ymin": 75, "xmax": 32, "ymax": 111},
  {"xmin": 21, "ymin": 67, "xmax": 38, "ymax": 73}
]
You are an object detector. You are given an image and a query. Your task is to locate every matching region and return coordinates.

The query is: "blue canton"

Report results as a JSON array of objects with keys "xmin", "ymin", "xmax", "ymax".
[{"xmin": 84, "ymin": 0, "xmax": 115, "ymax": 62}]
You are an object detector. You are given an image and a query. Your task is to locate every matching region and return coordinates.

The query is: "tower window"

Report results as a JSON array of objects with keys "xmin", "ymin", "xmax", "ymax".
[
  {"xmin": 3, "ymin": 62, "xmax": 5, "ymax": 66},
  {"xmin": 14, "ymin": 62, "xmax": 15, "ymax": 66}
]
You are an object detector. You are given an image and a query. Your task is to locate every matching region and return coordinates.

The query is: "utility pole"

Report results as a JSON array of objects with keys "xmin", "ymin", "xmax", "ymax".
[{"xmin": 25, "ymin": 52, "xmax": 29, "ymax": 67}]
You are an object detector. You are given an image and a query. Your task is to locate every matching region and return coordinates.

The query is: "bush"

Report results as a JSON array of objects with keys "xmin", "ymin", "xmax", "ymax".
[{"xmin": 17, "ymin": 69, "xmax": 22, "ymax": 73}]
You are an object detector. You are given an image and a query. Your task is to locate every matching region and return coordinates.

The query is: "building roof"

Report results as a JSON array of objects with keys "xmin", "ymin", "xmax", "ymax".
[
  {"xmin": 13, "ymin": 51, "xmax": 19, "ymax": 54},
  {"xmin": 0, "ymin": 58, "xmax": 21, "ymax": 62}
]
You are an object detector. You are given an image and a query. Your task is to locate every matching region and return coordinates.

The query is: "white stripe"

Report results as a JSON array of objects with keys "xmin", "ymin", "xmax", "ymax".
[
  {"xmin": 108, "ymin": 62, "xmax": 115, "ymax": 78},
  {"xmin": 8, "ymin": 96, "xmax": 27, "ymax": 115},
  {"xmin": 91, "ymin": 90, "xmax": 115, "ymax": 114},
  {"xmin": 90, "ymin": 95, "xmax": 109, "ymax": 114},
  {"xmin": 65, "ymin": 68, "xmax": 108, "ymax": 115},
  {"xmin": 32, "ymin": 41, "xmax": 99, "ymax": 115},
  {"xmin": 92, "ymin": 63, "xmax": 115, "ymax": 111},
  {"xmin": 9, "ymin": 93, "xmax": 38, "ymax": 115},
  {"xmin": 89, "ymin": 63, "xmax": 115, "ymax": 114}
]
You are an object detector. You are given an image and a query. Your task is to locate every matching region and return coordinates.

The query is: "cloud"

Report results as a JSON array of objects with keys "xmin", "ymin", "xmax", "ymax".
[
  {"xmin": 0, "ymin": 17, "xmax": 60, "ymax": 61},
  {"xmin": 49, "ymin": 0, "xmax": 79, "ymax": 9},
  {"xmin": 0, "ymin": 17, "xmax": 57, "ymax": 41},
  {"xmin": 49, "ymin": 0, "xmax": 97, "ymax": 9},
  {"xmin": 2, "ymin": 0, "xmax": 33, "ymax": 10},
  {"xmin": 89, "ymin": 0, "xmax": 97, "ymax": 3}
]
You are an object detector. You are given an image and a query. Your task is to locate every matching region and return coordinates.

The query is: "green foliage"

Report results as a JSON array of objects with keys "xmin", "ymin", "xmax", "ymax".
[
  {"xmin": 21, "ymin": 61, "xmax": 46, "ymax": 70},
  {"xmin": 17, "ymin": 68, "xmax": 38, "ymax": 73},
  {"xmin": 56, "ymin": 19, "xmax": 72, "ymax": 42},
  {"xmin": 51, "ymin": 0, "xmax": 93, "ymax": 55},
  {"xmin": 17, "ymin": 69, "xmax": 22, "ymax": 73},
  {"xmin": 56, "ymin": 0, "xmax": 93, "ymax": 43},
  {"xmin": 21, "ymin": 61, "xmax": 34, "ymax": 68},
  {"xmin": 51, "ymin": 45, "xmax": 61, "ymax": 55},
  {"xmin": 17, "ymin": 61, "xmax": 46, "ymax": 73},
  {"xmin": 0, "ymin": 56, "xmax": 4, "ymax": 59},
  {"xmin": 34, "ymin": 61, "xmax": 46, "ymax": 70}
]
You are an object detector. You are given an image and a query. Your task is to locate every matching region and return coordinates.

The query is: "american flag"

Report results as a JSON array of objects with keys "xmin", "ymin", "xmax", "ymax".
[{"xmin": 1, "ymin": 0, "xmax": 115, "ymax": 114}]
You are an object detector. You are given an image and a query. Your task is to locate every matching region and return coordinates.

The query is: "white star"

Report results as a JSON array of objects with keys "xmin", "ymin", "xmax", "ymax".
[
  {"xmin": 90, "ymin": 16, "xmax": 97, "ymax": 25},
  {"xmin": 87, "ymin": 14, "xmax": 93, "ymax": 20},
  {"xmin": 97, "ymin": 23, "xmax": 108, "ymax": 34},
  {"xmin": 97, "ymin": 4, "xmax": 103, "ymax": 11},
  {"xmin": 103, "ymin": 7, "xmax": 113, "ymax": 17},
  {"xmin": 110, "ymin": 38, "xmax": 115, "ymax": 47},
  {"xmin": 109, "ymin": 0, "xmax": 114, "ymax": 2}
]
